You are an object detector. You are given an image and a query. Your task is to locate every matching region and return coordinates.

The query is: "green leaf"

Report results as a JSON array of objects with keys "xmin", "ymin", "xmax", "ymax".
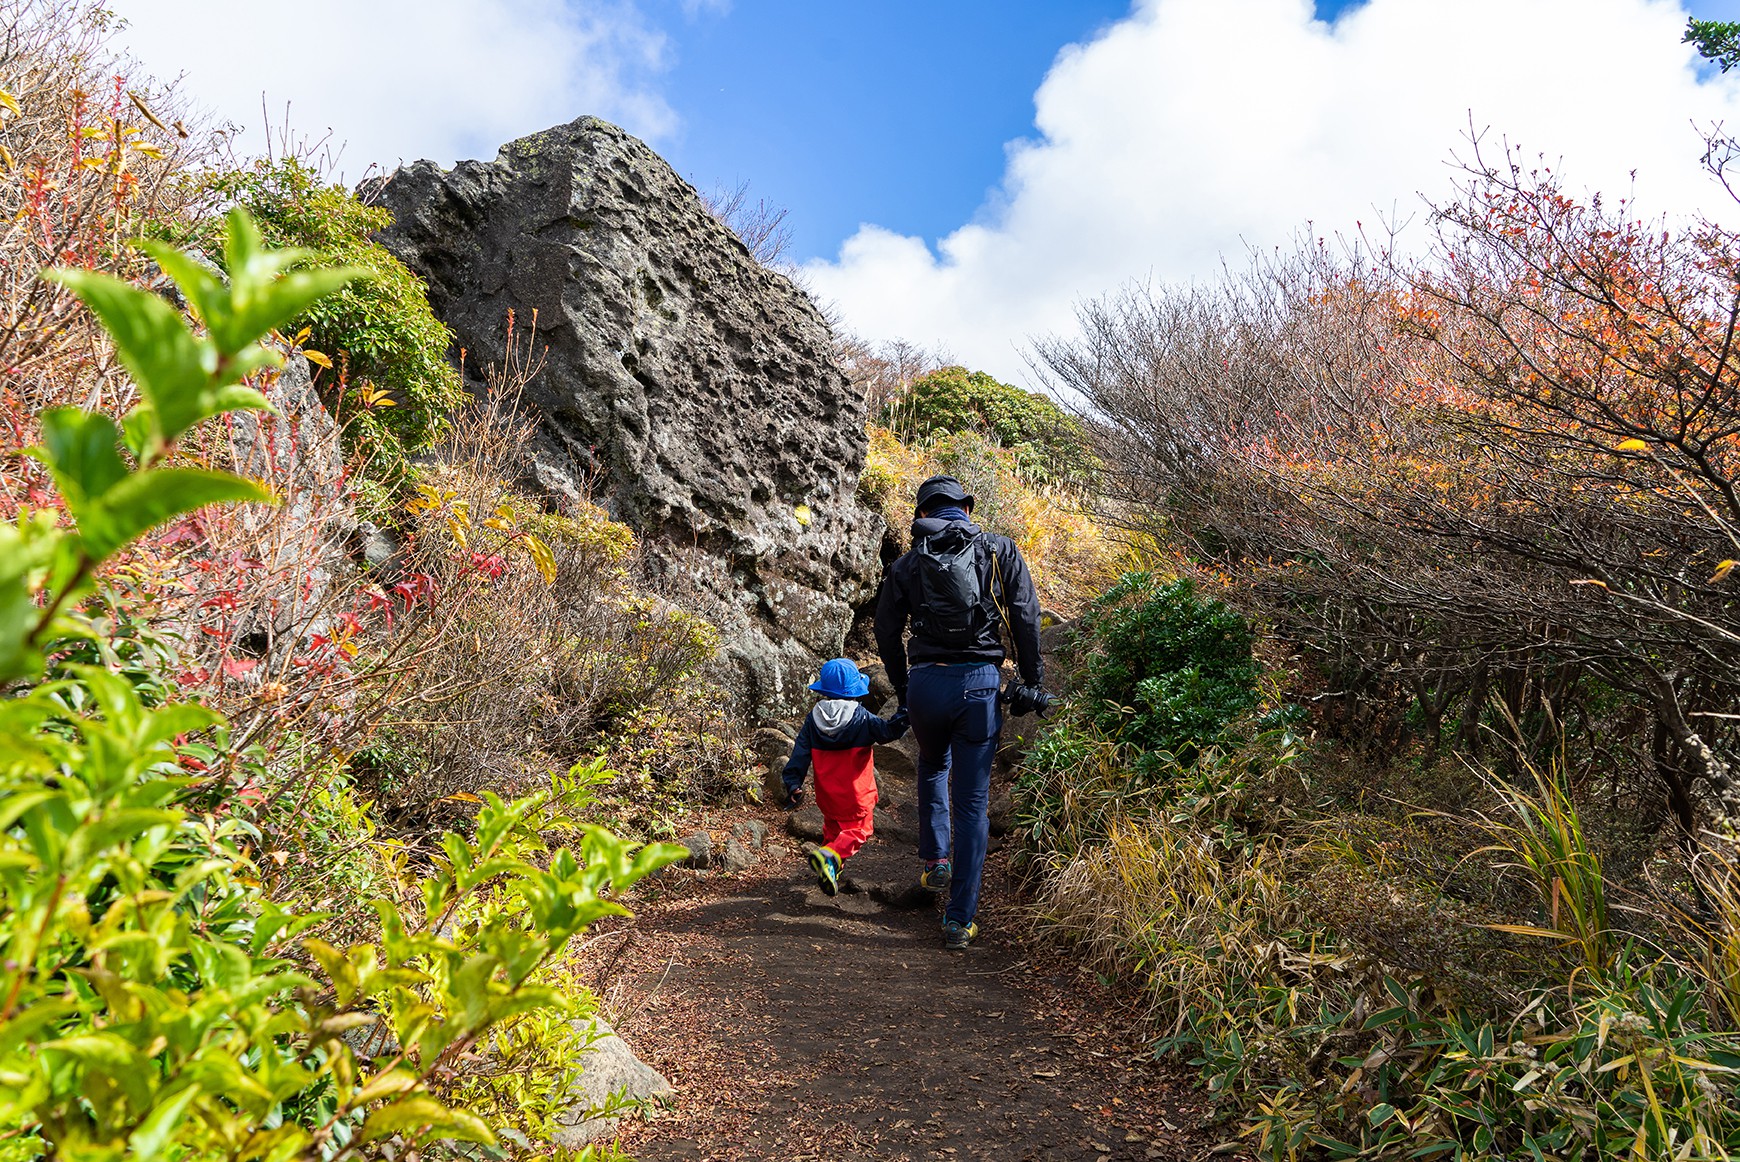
[
  {"xmin": 138, "ymin": 240, "xmax": 225, "ymax": 331},
  {"xmin": 129, "ymin": 1084, "xmax": 199, "ymax": 1162},
  {"xmin": 37, "ymin": 406, "xmax": 130, "ymax": 508},
  {"xmin": 77, "ymin": 468, "xmax": 272, "ymax": 561},
  {"xmin": 232, "ymin": 267, "xmax": 368, "ymax": 352},
  {"xmin": 45, "ymin": 268, "xmax": 210, "ymax": 448},
  {"xmin": 40, "ymin": 1030, "xmax": 144, "ymax": 1071},
  {"xmin": 359, "ymin": 1094, "xmax": 494, "ymax": 1145},
  {"xmin": 205, "ymin": 383, "xmax": 275, "ymax": 417},
  {"xmin": 1363, "ymin": 1006, "xmax": 1413, "ymax": 1030},
  {"xmin": 0, "ymin": 513, "xmax": 63, "ymax": 682}
]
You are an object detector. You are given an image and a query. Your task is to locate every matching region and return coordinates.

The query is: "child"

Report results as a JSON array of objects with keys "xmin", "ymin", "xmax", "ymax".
[{"xmin": 781, "ymin": 658, "xmax": 909, "ymax": 896}]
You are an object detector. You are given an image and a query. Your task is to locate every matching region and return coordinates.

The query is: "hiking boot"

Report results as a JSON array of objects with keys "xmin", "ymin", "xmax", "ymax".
[
  {"xmin": 809, "ymin": 846, "xmax": 842, "ymax": 896},
  {"xmin": 942, "ymin": 919, "xmax": 979, "ymax": 951},
  {"xmin": 919, "ymin": 860, "xmax": 952, "ymax": 891}
]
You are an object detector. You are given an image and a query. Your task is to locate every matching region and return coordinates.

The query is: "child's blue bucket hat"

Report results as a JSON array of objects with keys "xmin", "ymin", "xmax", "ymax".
[{"xmin": 809, "ymin": 657, "xmax": 869, "ymax": 699}]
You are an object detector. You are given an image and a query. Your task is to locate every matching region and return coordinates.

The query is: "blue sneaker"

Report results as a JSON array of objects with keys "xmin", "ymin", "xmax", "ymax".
[
  {"xmin": 919, "ymin": 860, "xmax": 951, "ymax": 891},
  {"xmin": 942, "ymin": 919, "xmax": 979, "ymax": 950},
  {"xmin": 808, "ymin": 846, "xmax": 841, "ymax": 896}
]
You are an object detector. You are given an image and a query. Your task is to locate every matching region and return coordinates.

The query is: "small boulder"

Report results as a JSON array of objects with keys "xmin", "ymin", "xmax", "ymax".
[
  {"xmin": 872, "ymin": 743, "xmax": 917, "ymax": 784},
  {"xmin": 552, "ymin": 1017, "xmax": 674, "ymax": 1147},
  {"xmin": 1038, "ymin": 616, "xmax": 1076, "ymax": 663},
  {"xmin": 872, "ymin": 800, "xmax": 922, "ymax": 847},
  {"xmin": 752, "ymin": 727, "xmax": 794, "ymax": 767},
  {"xmin": 988, "ymin": 791, "xmax": 1016, "ymax": 838},
  {"xmin": 680, "ymin": 830, "xmax": 713, "ymax": 870},
  {"xmin": 860, "ymin": 658, "xmax": 897, "ymax": 711},
  {"xmin": 732, "ymin": 819, "xmax": 768, "ymax": 850},
  {"xmin": 785, "ymin": 804, "xmax": 825, "ymax": 842},
  {"xmin": 720, "ymin": 836, "xmax": 755, "ymax": 874}
]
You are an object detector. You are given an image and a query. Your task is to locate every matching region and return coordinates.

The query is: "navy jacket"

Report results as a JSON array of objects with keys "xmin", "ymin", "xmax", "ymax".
[{"xmin": 873, "ymin": 516, "xmax": 1044, "ymax": 699}]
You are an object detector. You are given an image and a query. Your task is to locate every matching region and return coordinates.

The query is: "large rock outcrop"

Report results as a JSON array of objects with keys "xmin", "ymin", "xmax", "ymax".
[{"xmin": 364, "ymin": 117, "xmax": 882, "ymax": 717}]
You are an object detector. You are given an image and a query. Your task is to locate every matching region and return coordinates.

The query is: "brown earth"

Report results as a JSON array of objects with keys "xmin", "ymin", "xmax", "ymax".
[{"xmin": 583, "ymin": 792, "xmax": 1232, "ymax": 1162}]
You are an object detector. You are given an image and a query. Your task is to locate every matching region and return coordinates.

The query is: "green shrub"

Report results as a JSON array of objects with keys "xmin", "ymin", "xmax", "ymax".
[
  {"xmin": 1073, "ymin": 572, "xmax": 1260, "ymax": 762},
  {"xmin": 0, "ymin": 211, "xmax": 683, "ymax": 1161},
  {"xmin": 881, "ymin": 364, "xmax": 1095, "ymax": 484},
  {"xmin": 197, "ymin": 158, "xmax": 464, "ymax": 472}
]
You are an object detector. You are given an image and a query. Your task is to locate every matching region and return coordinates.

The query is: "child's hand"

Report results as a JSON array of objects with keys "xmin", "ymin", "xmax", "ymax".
[{"xmin": 782, "ymin": 785, "xmax": 805, "ymax": 810}]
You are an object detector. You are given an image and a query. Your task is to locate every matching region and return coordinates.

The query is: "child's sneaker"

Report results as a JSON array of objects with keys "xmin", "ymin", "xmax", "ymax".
[
  {"xmin": 919, "ymin": 859, "xmax": 951, "ymax": 891},
  {"xmin": 942, "ymin": 919, "xmax": 979, "ymax": 950},
  {"xmin": 809, "ymin": 846, "xmax": 842, "ymax": 896}
]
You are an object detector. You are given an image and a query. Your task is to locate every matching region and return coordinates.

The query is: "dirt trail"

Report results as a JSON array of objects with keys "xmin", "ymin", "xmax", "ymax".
[{"xmin": 589, "ymin": 796, "xmax": 1226, "ymax": 1162}]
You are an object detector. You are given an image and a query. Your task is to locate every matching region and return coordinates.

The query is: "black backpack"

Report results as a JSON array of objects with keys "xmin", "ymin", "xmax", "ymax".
[{"xmin": 910, "ymin": 525, "xmax": 992, "ymax": 649}]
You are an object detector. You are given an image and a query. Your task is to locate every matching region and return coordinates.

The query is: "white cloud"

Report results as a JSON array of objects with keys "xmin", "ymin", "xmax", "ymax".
[
  {"xmin": 803, "ymin": 0, "xmax": 1740, "ymax": 385},
  {"xmin": 107, "ymin": 0, "xmax": 676, "ymax": 180}
]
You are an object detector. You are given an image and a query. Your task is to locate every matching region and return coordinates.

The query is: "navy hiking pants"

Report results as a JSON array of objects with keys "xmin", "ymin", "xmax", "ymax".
[{"xmin": 908, "ymin": 661, "xmax": 1001, "ymax": 926}]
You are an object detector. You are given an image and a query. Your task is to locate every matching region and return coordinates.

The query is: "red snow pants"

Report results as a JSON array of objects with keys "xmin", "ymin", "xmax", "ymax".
[{"xmin": 811, "ymin": 746, "xmax": 879, "ymax": 860}]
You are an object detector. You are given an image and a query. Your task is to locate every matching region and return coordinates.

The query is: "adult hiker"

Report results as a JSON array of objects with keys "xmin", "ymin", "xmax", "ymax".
[{"xmin": 874, "ymin": 474, "xmax": 1046, "ymax": 950}]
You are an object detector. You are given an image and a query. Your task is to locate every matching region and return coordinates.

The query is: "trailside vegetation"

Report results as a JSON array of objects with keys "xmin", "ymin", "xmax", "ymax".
[
  {"xmin": 879, "ymin": 363, "xmax": 1096, "ymax": 487},
  {"xmin": 0, "ymin": 208, "xmax": 684, "ymax": 1161},
  {"xmin": 1019, "ymin": 139, "xmax": 1740, "ymax": 1158},
  {"xmin": 0, "ymin": 7, "xmax": 750, "ymax": 1156},
  {"xmin": 194, "ymin": 157, "xmax": 466, "ymax": 479},
  {"xmin": 849, "ymin": 347, "xmax": 1135, "ymax": 614}
]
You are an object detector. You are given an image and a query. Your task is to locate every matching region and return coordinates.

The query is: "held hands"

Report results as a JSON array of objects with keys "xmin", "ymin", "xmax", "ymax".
[{"xmin": 782, "ymin": 784, "xmax": 805, "ymax": 810}]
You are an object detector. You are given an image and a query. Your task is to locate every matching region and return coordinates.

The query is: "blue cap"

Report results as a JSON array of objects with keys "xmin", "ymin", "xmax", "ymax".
[{"xmin": 808, "ymin": 657, "xmax": 869, "ymax": 699}]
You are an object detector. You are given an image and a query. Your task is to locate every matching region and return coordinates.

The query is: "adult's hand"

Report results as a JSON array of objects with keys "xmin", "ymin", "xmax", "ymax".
[
  {"xmin": 782, "ymin": 785, "xmax": 805, "ymax": 810},
  {"xmin": 1004, "ymin": 683, "xmax": 1056, "ymax": 718}
]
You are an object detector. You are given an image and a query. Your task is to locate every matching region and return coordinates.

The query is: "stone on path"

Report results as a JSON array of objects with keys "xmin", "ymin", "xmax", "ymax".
[
  {"xmin": 872, "ymin": 742, "xmax": 917, "ymax": 783},
  {"xmin": 551, "ymin": 1017, "xmax": 673, "ymax": 1147},
  {"xmin": 679, "ymin": 830, "xmax": 712, "ymax": 870},
  {"xmin": 785, "ymin": 804, "xmax": 825, "ymax": 842},
  {"xmin": 719, "ymin": 836, "xmax": 754, "ymax": 874}
]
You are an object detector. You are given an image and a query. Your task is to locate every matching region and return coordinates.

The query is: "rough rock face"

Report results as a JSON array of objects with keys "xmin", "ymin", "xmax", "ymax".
[{"xmin": 363, "ymin": 117, "xmax": 882, "ymax": 716}]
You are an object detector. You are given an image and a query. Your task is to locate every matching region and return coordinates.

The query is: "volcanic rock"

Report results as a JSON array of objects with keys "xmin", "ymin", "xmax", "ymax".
[{"xmin": 364, "ymin": 117, "xmax": 882, "ymax": 716}]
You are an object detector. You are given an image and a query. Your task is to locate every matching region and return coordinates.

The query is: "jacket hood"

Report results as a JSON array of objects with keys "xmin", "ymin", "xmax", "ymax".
[
  {"xmin": 910, "ymin": 514, "xmax": 983, "ymax": 542},
  {"xmin": 812, "ymin": 698, "xmax": 860, "ymax": 737}
]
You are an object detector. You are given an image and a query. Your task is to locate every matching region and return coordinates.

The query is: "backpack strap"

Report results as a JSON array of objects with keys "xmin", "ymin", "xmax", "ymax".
[{"xmin": 987, "ymin": 541, "xmax": 1020, "ymax": 674}]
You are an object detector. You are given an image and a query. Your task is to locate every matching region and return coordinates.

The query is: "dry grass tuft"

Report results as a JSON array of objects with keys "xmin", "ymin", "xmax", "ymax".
[{"xmin": 860, "ymin": 424, "xmax": 1141, "ymax": 614}]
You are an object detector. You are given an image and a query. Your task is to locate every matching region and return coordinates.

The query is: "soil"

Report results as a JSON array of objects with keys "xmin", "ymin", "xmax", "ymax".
[{"xmin": 585, "ymin": 795, "xmax": 1232, "ymax": 1162}]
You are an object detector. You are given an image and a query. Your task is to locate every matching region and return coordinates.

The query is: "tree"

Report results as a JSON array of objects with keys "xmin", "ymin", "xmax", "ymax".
[
  {"xmin": 702, "ymin": 178, "xmax": 794, "ymax": 269},
  {"xmin": 1035, "ymin": 143, "xmax": 1740, "ymax": 840},
  {"xmin": 1686, "ymin": 18, "xmax": 1740, "ymax": 72},
  {"xmin": 882, "ymin": 364, "xmax": 1096, "ymax": 485}
]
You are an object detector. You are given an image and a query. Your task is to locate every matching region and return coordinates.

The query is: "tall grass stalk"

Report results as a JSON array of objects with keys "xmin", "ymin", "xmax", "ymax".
[
  {"xmin": 1687, "ymin": 846, "xmax": 1740, "ymax": 1031},
  {"xmin": 1470, "ymin": 761, "xmax": 1612, "ymax": 979}
]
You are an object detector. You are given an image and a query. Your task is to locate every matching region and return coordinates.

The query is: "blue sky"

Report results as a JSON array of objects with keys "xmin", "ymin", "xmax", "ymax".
[
  {"xmin": 111, "ymin": 0, "xmax": 1740, "ymax": 380},
  {"xmin": 649, "ymin": 1, "xmax": 1131, "ymax": 262},
  {"xmin": 651, "ymin": 0, "xmax": 1740, "ymax": 263}
]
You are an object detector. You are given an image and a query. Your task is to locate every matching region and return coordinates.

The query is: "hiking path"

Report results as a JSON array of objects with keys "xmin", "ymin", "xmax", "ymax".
[{"xmin": 585, "ymin": 780, "xmax": 1229, "ymax": 1162}]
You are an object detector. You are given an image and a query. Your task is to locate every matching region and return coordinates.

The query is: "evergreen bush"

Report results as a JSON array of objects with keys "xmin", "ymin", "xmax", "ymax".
[
  {"xmin": 196, "ymin": 158, "xmax": 464, "ymax": 473},
  {"xmin": 880, "ymin": 364, "xmax": 1094, "ymax": 485},
  {"xmin": 1074, "ymin": 571, "xmax": 1260, "ymax": 762}
]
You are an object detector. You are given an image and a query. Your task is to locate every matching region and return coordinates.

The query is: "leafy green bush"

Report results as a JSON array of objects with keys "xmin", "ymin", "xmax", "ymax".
[
  {"xmin": 0, "ymin": 211, "xmax": 683, "ymax": 1160},
  {"xmin": 880, "ymin": 364, "xmax": 1095, "ymax": 484},
  {"xmin": 1073, "ymin": 572, "xmax": 1260, "ymax": 762},
  {"xmin": 197, "ymin": 158, "xmax": 464, "ymax": 470}
]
